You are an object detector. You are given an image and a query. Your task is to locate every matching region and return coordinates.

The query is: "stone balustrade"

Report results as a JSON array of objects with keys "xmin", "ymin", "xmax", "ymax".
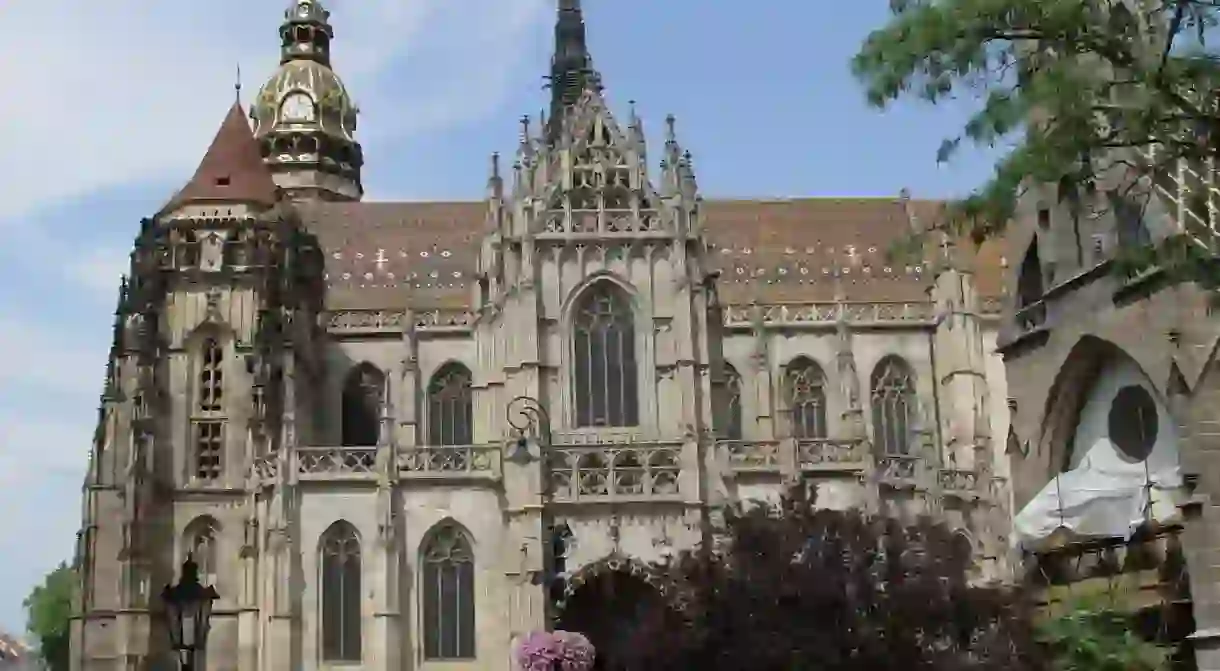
[
  {"xmin": 398, "ymin": 444, "xmax": 500, "ymax": 478},
  {"xmin": 547, "ymin": 441, "xmax": 683, "ymax": 502}
]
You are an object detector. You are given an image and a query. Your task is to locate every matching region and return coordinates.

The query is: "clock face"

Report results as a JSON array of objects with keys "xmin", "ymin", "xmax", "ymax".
[{"xmin": 280, "ymin": 93, "xmax": 315, "ymax": 123}]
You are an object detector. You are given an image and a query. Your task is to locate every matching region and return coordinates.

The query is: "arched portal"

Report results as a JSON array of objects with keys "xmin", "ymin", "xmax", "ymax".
[{"xmin": 555, "ymin": 558, "xmax": 675, "ymax": 671}]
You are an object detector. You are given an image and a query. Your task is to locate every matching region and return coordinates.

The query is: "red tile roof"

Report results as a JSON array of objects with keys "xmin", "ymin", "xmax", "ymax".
[
  {"xmin": 297, "ymin": 197, "xmax": 1007, "ymax": 311},
  {"xmin": 162, "ymin": 102, "xmax": 280, "ymax": 212}
]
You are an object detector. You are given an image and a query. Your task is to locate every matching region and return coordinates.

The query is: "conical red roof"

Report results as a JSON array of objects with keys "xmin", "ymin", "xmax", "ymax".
[{"xmin": 162, "ymin": 102, "xmax": 279, "ymax": 212}]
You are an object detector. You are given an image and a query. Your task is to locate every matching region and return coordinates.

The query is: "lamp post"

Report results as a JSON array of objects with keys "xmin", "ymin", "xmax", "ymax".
[
  {"xmin": 160, "ymin": 558, "xmax": 219, "ymax": 671},
  {"xmin": 505, "ymin": 395, "xmax": 565, "ymax": 624}
]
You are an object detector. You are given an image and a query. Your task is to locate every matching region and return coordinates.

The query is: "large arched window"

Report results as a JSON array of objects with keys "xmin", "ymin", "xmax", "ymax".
[
  {"xmin": 183, "ymin": 517, "xmax": 219, "ymax": 587},
  {"xmin": 427, "ymin": 364, "xmax": 473, "ymax": 446},
  {"xmin": 572, "ymin": 282, "xmax": 638, "ymax": 427},
  {"xmin": 341, "ymin": 363, "xmax": 384, "ymax": 446},
  {"xmin": 870, "ymin": 356, "xmax": 917, "ymax": 455},
  {"xmin": 421, "ymin": 524, "xmax": 475, "ymax": 660},
  {"xmin": 785, "ymin": 358, "xmax": 827, "ymax": 439},
  {"xmin": 319, "ymin": 521, "xmax": 362, "ymax": 662},
  {"xmin": 723, "ymin": 364, "xmax": 743, "ymax": 440}
]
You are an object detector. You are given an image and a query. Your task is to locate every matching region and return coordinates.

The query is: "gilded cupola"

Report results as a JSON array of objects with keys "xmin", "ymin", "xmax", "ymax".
[{"xmin": 249, "ymin": 0, "xmax": 363, "ymax": 202}]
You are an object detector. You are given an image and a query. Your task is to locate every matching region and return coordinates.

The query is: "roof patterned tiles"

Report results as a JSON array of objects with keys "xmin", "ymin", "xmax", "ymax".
[{"xmin": 293, "ymin": 198, "xmax": 1007, "ymax": 312}]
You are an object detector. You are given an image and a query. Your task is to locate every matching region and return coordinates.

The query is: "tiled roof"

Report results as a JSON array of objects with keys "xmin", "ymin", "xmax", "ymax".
[
  {"xmin": 295, "ymin": 197, "xmax": 1007, "ymax": 311},
  {"xmin": 162, "ymin": 102, "xmax": 281, "ymax": 212}
]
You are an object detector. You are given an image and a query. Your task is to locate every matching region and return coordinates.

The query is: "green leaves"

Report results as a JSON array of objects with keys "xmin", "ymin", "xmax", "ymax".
[
  {"xmin": 1036, "ymin": 597, "xmax": 1169, "ymax": 671},
  {"xmin": 23, "ymin": 562, "xmax": 76, "ymax": 671},
  {"xmin": 853, "ymin": 0, "xmax": 1220, "ymax": 252}
]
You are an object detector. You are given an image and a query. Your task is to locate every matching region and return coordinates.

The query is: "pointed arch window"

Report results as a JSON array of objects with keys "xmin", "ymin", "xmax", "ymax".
[
  {"xmin": 573, "ymin": 282, "xmax": 638, "ymax": 427},
  {"xmin": 871, "ymin": 357, "xmax": 917, "ymax": 455},
  {"xmin": 723, "ymin": 364, "xmax": 743, "ymax": 440},
  {"xmin": 320, "ymin": 521, "xmax": 362, "ymax": 662},
  {"xmin": 785, "ymin": 358, "xmax": 827, "ymax": 439},
  {"xmin": 341, "ymin": 364, "xmax": 385, "ymax": 446},
  {"xmin": 193, "ymin": 337, "xmax": 226, "ymax": 480},
  {"xmin": 427, "ymin": 364, "xmax": 473, "ymax": 446},
  {"xmin": 1016, "ymin": 242, "xmax": 1044, "ymax": 309},
  {"xmin": 422, "ymin": 524, "xmax": 476, "ymax": 660}
]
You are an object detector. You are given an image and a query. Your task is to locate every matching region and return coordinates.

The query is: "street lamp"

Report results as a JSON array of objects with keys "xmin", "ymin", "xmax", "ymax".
[
  {"xmin": 160, "ymin": 558, "xmax": 219, "ymax": 671},
  {"xmin": 506, "ymin": 395, "xmax": 550, "ymax": 464}
]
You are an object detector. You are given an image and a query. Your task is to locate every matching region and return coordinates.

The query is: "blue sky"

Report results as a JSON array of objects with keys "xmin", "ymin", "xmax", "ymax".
[{"xmin": 0, "ymin": 0, "xmax": 1001, "ymax": 635}]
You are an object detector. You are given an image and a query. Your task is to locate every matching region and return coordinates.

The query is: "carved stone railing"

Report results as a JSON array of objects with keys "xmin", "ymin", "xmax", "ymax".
[
  {"xmin": 326, "ymin": 308, "xmax": 474, "ymax": 335},
  {"xmin": 398, "ymin": 445, "xmax": 499, "ymax": 477},
  {"xmin": 719, "ymin": 439, "xmax": 782, "ymax": 472},
  {"xmin": 296, "ymin": 446, "xmax": 378, "ymax": 479},
  {"xmin": 938, "ymin": 468, "xmax": 979, "ymax": 495},
  {"xmin": 876, "ymin": 454, "xmax": 921, "ymax": 488},
  {"xmin": 722, "ymin": 301, "xmax": 936, "ymax": 328},
  {"xmin": 548, "ymin": 442, "xmax": 683, "ymax": 502},
  {"xmin": 251, "ymin": 452, "xmax": 279, "ymax": 483},
  {"xmin": 797, "ymin": 438, "xmax": 867, "ymax": 471}
]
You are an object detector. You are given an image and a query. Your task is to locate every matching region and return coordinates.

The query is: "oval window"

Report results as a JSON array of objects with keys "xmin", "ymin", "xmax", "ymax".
[{"xmin": 1107, "ymin": 385, "xmax": 1158, "ymax": 461}]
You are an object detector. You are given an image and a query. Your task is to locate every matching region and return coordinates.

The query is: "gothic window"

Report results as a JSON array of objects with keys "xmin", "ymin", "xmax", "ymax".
[
  {"xmin": 341, "ymin": 363, "xmax": 385, "ymax": 446},
  {"xmin": 1016, "ymin": 242, "xmax": 1044, "ymax": 309},
  {"xmin": 422, "ymin": 524, "xmax": 476, "ymax": 660},
  {"xmin": 724, "ymin": 364, "xmax": 743, "ymax": 440},
  {"xmin": 573, "ymin": 282, "xmax": 638, "ymax": 427},
  {"xmin": 193, "ymin": 337, "xmax": 226, "ymax": 480},
  {"xmin": 870, "ymin": 356, "xmax": 917, "ymax": 455},
  {"xmin": 184, "ymin": 517, "xmax": 219, "ymax": 587},
  {"xmin": 320, "ymin": 521, "xmax": 362, "ymax": 662},
  {"xmin": 785, "ymin": 358, "xmax": 827, "ymax": 439},
  {"xmin": 1108, "ymin": 385, "xmax": 1158, "ymax": 461},
  {"xmin": 427, "ymin": 363, "xmax": 473, "ymax": 446}
]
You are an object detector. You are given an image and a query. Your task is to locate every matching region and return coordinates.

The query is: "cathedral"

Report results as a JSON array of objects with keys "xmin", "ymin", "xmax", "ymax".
[{"xmin": 69, "ymin": 1, "xmax": 1020, "ymax": 670}]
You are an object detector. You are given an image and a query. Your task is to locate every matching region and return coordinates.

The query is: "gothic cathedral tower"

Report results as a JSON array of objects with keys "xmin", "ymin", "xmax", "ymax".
[
  {"xmin": 70, "ymin": 100, "xmax": 328, "ymax": 671},
  {"xmin": 250, "ymin": 0, "xmax": 363, "ymax": 201}
]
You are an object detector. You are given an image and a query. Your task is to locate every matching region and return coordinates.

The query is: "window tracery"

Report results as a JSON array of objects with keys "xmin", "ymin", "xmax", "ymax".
[
  {"xmin": 870, "ymin": 356, "xmax": 917, "ymax": 455},
  {"xmin": 427, "ymin": 364, "xmax": 473, "ymax": 446},
  {"xmin": 320, "ymin": 521, "xmax": 362, "ymax": 662},
  {"xmin": 785, "ymin": 358, "xmax": 827, "ymax": 439},
  {"xmin": 193, "ymin": 337, "xmax": 225, "ymax": 480},
  {"xmin": 572, "ymin": 282, "xmax": 638, "ymax": 427},
  {"xmin": 421, "ymin": 524, "xmax": 475, "ymax": 660}
]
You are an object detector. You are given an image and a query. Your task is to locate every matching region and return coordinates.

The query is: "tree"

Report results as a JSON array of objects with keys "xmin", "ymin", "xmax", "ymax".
[
  {"xmin": 24, "ymin": 562, "xmax": 76, "ymax": 671},
  {"xmin": 1036, "ymin": 597, "xmax": 1169, "ymax": 671},
  {"xmin": 852, "ymin": 0, "xmax": 1220, "ymax": 282},
  {"xmin": 618, "ymin": 485, "xmax": 1046, "ymax": 671}
]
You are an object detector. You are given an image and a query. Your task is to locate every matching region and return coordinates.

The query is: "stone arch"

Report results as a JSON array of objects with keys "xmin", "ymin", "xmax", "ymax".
[
  {"xmin": 182, "ymin": 516, "xmax": 221, "ymax": 585},
  {"xmin": 566, "ymin": 278, "xmax": 641, "ymax": 428},
  {"xmin": 555, "ymin": 553, "xmax": 683, "ymax": 670},
  {"xmin": 341, "ymin": 362, "xmax": 385, "ymax": 446}
]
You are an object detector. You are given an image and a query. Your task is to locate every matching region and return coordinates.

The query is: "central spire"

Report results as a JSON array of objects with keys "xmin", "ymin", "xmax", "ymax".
[
  {"xmin": 547, "ymin": 0, "xmax": 599, "ymax": 137},
  {"xmin": 281, "ymin": 0, "xmax": 334, "ymax": 66}
]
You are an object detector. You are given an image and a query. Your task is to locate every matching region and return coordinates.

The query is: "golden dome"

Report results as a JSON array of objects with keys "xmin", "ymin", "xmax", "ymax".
[{"xmin": 250, "ymin": 59, "xmax": 358, "ymax": 141}]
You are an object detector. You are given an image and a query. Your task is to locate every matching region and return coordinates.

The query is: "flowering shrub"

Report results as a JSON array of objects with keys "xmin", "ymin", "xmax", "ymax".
[{"xmin": 514, "ymin": 630, "xmax": 595, "ymax": 671}]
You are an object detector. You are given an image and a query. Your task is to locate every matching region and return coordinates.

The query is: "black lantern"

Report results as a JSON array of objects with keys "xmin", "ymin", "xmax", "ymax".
[{"xmin": 160, "ymin": 559, "xmax": 219, "ymax": 671}]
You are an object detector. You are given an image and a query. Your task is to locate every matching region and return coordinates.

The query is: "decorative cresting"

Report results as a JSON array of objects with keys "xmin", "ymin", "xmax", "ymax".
[
  {"xmin": 572, "ymin": 282, "xmax": 639, "ymax": 428},
  {"xmin": 556, "ymin": 553, "xmax": 687, "ymax": 612},
  {"xmin": 722, "ymin": 301, "xmax": 942, "ymax": 328},
  {"xmin": 548, "ymin": 440, "xmax": 681, "ymax": 501},
  {"xmin": 325, "ymin": 309, "xmax": 474, "ymax": 334}
]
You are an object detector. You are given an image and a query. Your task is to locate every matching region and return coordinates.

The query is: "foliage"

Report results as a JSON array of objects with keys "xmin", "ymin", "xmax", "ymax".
[
  {"xmin": 618, "ymin": 485, "xmax": 1045, "ymax": 671},
  {"xmin": 23, "ymin": 562, "xmax": 76, "ymax": 671},
  {"xmin": 514, "ymin": 630, "xmax": 596, "ymax": 671},
  {"xmin": 1036, "ymin": 597, "xmax": 1169, "ymax": 671},
  {"xmin": 852, "ymin": 0, "xmax": 1220, "ymax": 284}
]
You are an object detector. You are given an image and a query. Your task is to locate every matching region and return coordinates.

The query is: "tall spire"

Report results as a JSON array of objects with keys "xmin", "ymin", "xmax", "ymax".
[{"xmin": 547, "ymin": 0, "xmax": 599, "ymax": 136}]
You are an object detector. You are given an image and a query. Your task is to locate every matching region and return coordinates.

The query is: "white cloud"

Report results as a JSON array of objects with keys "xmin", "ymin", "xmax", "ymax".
[{"xmin": 0, "ymin": 0, "xmax": 549, "ymax": 224}]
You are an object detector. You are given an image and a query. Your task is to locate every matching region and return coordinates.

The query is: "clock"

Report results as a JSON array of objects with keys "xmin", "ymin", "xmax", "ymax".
[{"xmin": 280, "ymin": 92, "xmax": 315, "ymax": 123}]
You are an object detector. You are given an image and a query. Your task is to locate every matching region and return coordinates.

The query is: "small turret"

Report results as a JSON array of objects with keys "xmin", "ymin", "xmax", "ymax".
[{"xmin": 280, "ymin": 0, "xmax": 334, "ymax": 66}]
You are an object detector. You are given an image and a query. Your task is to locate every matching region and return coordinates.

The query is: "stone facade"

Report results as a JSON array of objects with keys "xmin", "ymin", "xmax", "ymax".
[{"xmin": 68, "ymin": 1, "xmax": 1016, "ymax": 671}]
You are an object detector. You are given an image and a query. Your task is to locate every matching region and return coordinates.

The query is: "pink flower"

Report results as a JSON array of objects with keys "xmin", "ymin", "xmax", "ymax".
[{"xmin": 514, "ymin": 630, "xmax": 596, "ymax": 671}]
